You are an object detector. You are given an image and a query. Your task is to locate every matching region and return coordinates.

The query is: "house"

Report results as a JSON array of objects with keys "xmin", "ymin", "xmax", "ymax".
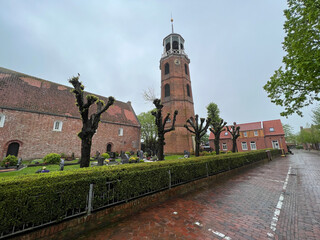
[
  {"xmin": 0, "ymin": 67, "xmax": 141, "ymax": 160},
  {"xmin": 209, "ymin": 120, "xmax": 287, "ymax": 153}
]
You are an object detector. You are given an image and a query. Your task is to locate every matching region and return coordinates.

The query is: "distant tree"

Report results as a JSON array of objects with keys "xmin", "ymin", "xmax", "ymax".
[
  {"xmin": 142, "ymin": 87, "xmax": 158, "ymax": 103},
  {"xmin": 184, "ymin": 115, "xmax": 211, "ymax": 157},
  {"xmin": 263, "ymin": 0, "xmax": 320, "ymax": 117},
  {"xmin": 69, "ymin": 74, "xmax": 115, "ymax": 168},
  {"xmin": 137, "ymin": 111, "xmax": 157, "ymax": 154},
  {"xmin": 283, "ymin": 123, "xmax": 297, "ymax": 143},
  {"xmin": 200, "ymin": 133, "xmax": 209, "ymax": 145},
  {"xmin": 209, "ymin": 120, "xmax": 227, "ymax": 155},
  {"xmin": 207, "ymin": 102, "xmax": 227, "ymax": 154},
  {"xmin": 297, "ymin": 125, "xmax": 320, "ymax": 149},
  {"xmin": 312, "ymin": 105, "xmax": 320, "ymax": 128},
  {"xmin": 226, "ymin": 122, "xmax": 240, "ymax": 153},
  {"xmin": 151, "ymin": 99, "xmax": 178, "ymax": 160}
]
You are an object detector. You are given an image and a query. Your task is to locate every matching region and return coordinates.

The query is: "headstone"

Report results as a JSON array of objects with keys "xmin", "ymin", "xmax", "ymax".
[
  {"xmin": 97, "ymin": 157, "xmax": 104, "ymax": 166},
  {"xmin": 17, "ymin": 158, "xmax": 22, "ymax": 169},
  {"xmin": 139, "ymin": 150, "xmax": 144, "ymax": 160},
  {"xmin": 110, "ymin": 152, "xmax": 116, "ymax": 159},
  {"xmin": 60, "ymin": 158, "xmax": 65, "ymax": 171},
  {"xmin": 121, "ymin": 153, "xmax": 129, "ymax": 164},
  {"xmin": 184, "ymin": 150, "xmax": 190, "ymax": 158}
]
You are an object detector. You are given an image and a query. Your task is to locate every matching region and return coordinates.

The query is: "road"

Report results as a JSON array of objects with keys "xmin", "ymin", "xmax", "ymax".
[{"xmin": 78, "ymin": 150, "xmax": 320, "ymax": 240}]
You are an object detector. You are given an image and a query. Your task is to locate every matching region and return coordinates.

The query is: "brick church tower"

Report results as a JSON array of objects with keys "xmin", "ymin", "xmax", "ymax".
[{"xmin": 160, "ymin": 24, "xmax": 195, "ymax": 154}]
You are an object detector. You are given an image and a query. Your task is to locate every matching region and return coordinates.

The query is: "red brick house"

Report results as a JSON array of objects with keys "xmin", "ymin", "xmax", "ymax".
[
  {"xmin": 0, "ymin": 67, "xmax": 141, "ymax": 160},
  {"xmin": 209, "ymin": 120, "xmax": 287, "ymax": 153}
]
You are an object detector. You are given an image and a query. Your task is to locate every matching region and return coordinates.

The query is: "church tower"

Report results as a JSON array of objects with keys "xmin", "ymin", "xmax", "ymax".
[{"xmin": 160, "ymin": 21, "xmax": 195, "ymax": 154}]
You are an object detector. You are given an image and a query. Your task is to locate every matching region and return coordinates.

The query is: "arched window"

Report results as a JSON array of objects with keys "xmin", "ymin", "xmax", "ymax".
[
  {"xmin": 172, "ymin": 41, "xmax": 179, "ymax": 50},
  {"xmin": 165, "ymin": 84, "xmax": 170, "ymax": 97},
  {"xmin": 185, "ymin": 64, "xmax": 188, "ymax": 75},
  {"xmin": 166, "ymin": 42, "xmax": 170, "ymax": 52},
  {"xmin": 180, "ymin": 43, "xmax": 184, "ymax": 50},
  {"xmin": 165, "ymin": 63, "xmax": 170, "ymax": 75},
  {"xmin": 6, "ymin": 142, "xmax": 20, "ymax": 157},
  {"xmin": 106, "ymin": 143, "xmax": 112, "ymax": 152},
  {"xmin": 186, "ymin": 84, "xmax": 191, "ymax": 97}
]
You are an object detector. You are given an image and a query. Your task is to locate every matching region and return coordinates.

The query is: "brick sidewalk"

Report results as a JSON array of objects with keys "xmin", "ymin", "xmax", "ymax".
[{"xmin": 77, "ymin": 150, "xmax": 320, "ymax": 240}]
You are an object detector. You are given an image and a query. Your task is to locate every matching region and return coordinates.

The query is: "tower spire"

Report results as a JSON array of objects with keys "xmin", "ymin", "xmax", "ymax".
[{"xmin": 171, "ymin": 13, "xmax": 174, "ymax": 33}]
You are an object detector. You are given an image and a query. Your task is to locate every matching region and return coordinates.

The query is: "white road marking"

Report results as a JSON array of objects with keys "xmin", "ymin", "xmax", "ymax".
[
  {"xmin": 267, "ymin": 166, "xmax": 292, "ymax": 238},
  {"xmin": 265, "ymin": 178, "xmax": 285, "ymax": 183},
  {"xmin": 208, "ymin": 229, "xmax": 232, "ymax": 240}
]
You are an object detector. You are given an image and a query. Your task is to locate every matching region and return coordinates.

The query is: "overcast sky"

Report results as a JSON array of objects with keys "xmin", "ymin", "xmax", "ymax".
[{"xmin": 0, "ymin": 0, "xmax": 316, "ymax": 133}]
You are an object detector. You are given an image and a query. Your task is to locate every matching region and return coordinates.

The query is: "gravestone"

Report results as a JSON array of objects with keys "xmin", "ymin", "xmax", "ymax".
[
  {"xmin": 60, "ymin": 158, "xmax": 65, "ymax": 171},
  {"xmin": 17, "ymin": 158, "xmax": 22, "ymax": 169},
  {"xmin": 184, "ymin": 150, "xmax": 190, "ymax": 158},
  {"xmin": 121, "ymin": 153, "xmax": 129, "ymax": 164},
  {"xmin": 139, "ymin": 150, "xmax": 144, "ymax": 160},
  {"xmin": 110, "ymin": 152, "xmax": 116, "ymax": 159}
]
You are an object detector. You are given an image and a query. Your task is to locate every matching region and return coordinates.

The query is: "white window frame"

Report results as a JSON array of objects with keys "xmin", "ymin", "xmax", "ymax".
[
  {"xmin": 222, "ymin": 143, "xmax": 227, "ymax": 151},
  {"xmin": 241, "ymin": 142, "xmax": 248, "ymax": 150},
  {"xmin": 53, "ymin": 121, "xmax": 63, "ymax": 131},
  {"xmin": 0, "ymin": 114, "xmax": 5, "ymax": 128},
  {"xmin": 272, "ymin": 140, "xmax": 279, "ymax": 149},
  {"xmin": 254, "ymin": 130, "xmax": 258, "ymax": 136},
  {"xmin": 118, "ymin": 128, "xmax": 123, "ymax": 136},
  {"xmin": 250, "ymin": 141, "xmax": 257, "ymax": 150},
  {"xmin": 243, "ymin": 131, "xmax": 247, "ymax": 137},
  {"xmin": 270, "ymin": 127, "xmax": 275, "ymax": 132}
]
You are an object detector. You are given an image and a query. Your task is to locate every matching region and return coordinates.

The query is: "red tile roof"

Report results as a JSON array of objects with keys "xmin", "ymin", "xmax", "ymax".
[
  {"xmin": 263, "ymin": 119, "xmax": 284, "ymax": 136},
  {"xmin": 0, "ymin": 67, "xmax": 140, "ymax": 127}
]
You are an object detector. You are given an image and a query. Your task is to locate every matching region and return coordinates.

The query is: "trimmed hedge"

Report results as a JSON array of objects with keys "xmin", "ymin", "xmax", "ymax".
[{"xmin": 0, "ymin": 149, "xmax": 280, "ymax": 235}]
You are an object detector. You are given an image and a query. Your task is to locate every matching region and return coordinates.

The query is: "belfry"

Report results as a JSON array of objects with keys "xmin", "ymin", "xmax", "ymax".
[{"xmin": 160, "ymin": 19, "xmax": 195, "ymax": 154}]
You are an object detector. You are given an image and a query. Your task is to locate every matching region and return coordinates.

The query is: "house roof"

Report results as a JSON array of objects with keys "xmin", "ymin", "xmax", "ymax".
[
  {"xmin": 0, "ymin": 67, "xmax": 140, "ymax": 127},
  {"xmin": 263, "ymin": 119, "xmax": 284, "ymax": 136}
]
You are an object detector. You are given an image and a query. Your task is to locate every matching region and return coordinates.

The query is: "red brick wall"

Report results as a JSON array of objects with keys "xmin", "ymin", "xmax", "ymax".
[
  {"xmin": 160, "ymin": 56, "xmax": 195, "ymax": 154},
  {"xmin": 0, "ymin": 109, "xmax": 140, "ymax": 160}
]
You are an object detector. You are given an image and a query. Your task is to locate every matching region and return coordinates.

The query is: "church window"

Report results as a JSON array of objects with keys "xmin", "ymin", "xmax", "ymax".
[
  {"xmin": 118, "ymin": 128, "xmax": 123, "ymax": 136},
  {"xmin": 165, "ymin": 63, "xmax": 170, "ymax": 75},
  {"xmin": 180, "ymin": 43, "xmax": 184, "ymax": 50},
  {"xmin": 185, "ymin": 64, "xmax": 188, "ymax": 75},
  {"xmin": 164, "ymin": 84, "xmax": 170, "ymax": 97},
  {"xmin": 0, "ymin": 114, "xmax": 5, "ymax": 127},
  {"xmin": 172, "ymin": 41, "xmax": 179, "ymax": 50},
  {"xmin": 53, "ymin": 121, "xmax": 63, "ymax": 131},
  {"xmin": 186, "ymin": 84, "xmax": 191, "ymax": 97}
]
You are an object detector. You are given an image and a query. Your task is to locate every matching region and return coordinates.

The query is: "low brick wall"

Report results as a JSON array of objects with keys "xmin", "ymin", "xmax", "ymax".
[{"xmin": 12, "ymin": 157, "xmax": 271, "ymax": 240}]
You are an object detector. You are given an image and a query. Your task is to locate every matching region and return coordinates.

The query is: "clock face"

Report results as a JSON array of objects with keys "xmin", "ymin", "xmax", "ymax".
[{"xmin": 174, "ymin": 59, "xmax": 181, "ymax": 65}]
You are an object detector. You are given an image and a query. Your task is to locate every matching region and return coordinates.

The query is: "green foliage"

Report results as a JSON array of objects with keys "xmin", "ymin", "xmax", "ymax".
[
  {"xmin": 207, "ymin": 102, "xmax": 221, "ymax": 124},
  {"xmin": 101, "ymin": 153, "xmax": 110, "ymax": 159},
  {"xmin": 263, "ymin": 0, "xmax": 320, "ymax": 117},
  {"xmin": 0, "ymin": 149, "xmax": 280, "ymax": 234},
  {"xmin": 129, "ymin": 156, "xmax": 139, "ymax": 162},
  {"xmin": 282, "ymin": 124, "xmax": 297, "ymax": 144},
  {"xmin": 125, "ymin": 151, "xmax": 131, "ymax": 156},
  {"xmin": 312, "ymin": 105, "xmax": 320, "ymax": 127},
  {"xmin": 297, "ymin": 125, "xmax": 320, "ymax": 145},
  {"xmin": 43, "ymin": 153, "xmax": 61, "ymax": 164},
  {"xmin": 1, "ymin": 155, "xmax": 18, "ymax": 167}
]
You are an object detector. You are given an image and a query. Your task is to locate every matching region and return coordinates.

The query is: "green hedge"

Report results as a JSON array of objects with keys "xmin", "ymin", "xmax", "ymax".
[{"xmin": 0, "ymin": 149, "xmax": 280, "ymax": 235}]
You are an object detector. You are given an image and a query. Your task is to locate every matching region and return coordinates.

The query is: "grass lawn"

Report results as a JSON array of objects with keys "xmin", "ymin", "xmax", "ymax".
[
  {"xmin": 0, "ymin": 164, "xmax": 81, "ymax": 178},
  {"xmin": 164, "ymin": 155, "xmax": 188, "ymax": 160}
]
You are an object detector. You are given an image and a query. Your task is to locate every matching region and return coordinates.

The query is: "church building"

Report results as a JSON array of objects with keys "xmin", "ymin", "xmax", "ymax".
[
  {"xmin": 160, "ymin": 25, "xmax": 195, "ymax": 154},
  {"xmin": 0, "ymin": 67, "xmax": 141, "ymax": 160}
]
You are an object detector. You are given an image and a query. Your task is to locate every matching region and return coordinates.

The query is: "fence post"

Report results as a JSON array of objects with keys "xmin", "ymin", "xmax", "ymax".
[
  {"xmin": 206, "ymin": 163, "xmax": 209, "ymax": 177},
  {"xmin": 87, "ymin": 184, "xmax": 94, "ymax": 215},
  {"xmin": 168, "ymin": 170, "xmax": 171, "ymax": 189}
]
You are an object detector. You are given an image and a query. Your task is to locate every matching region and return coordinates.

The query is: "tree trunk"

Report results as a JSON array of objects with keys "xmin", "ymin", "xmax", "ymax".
[
  {"xmin": 232, "ymin": 139, "xmax": 237, "ymax": 153},
  {"xmin": 80, "ymin": 137, "xmax": 92, "ymax": 168},
  {"xmin": 157, "ymin": 136, "xmax": 165, "ymax": 160},
  {"xmin": 214, "ymin": 138, "xmax": 220, "ymax": 155},
  {"xmin": 195, "ymin": 135, "xmax": 200, "ymax": 157}
]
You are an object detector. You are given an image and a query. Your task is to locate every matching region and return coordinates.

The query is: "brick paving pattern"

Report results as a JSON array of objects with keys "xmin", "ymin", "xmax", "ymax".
[{"xmin": 77, "ymin": 150, "xmax": 320, "ymax": 240}]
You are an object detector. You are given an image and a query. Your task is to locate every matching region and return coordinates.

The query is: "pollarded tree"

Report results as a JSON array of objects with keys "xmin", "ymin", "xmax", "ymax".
[
  {"xmin": 226, "ymin": 122, "xmax": 240, "ymax": 153},
  {"xmin": 151, "ymin": 99, "xmax": 178, "ymax": 160},
  {"xmin": 209, "ymin": 119, "xmax": 227, "ymax": 155},
  {"xmin": 184, "ymin": 115, "xmax": 211, "ymax": 157},
  {"xmin": 263, "ymin": 0, "xmax": 320, "ymax": 117},
  {"xmin": 69, "ymin": 74, "xmax": 115, "ymax": 168}
]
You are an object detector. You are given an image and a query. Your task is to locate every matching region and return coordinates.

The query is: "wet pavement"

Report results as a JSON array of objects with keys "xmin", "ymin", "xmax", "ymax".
[{"xmin": 77, "ymin": 150, "xmax": 320, "ymax": 240}]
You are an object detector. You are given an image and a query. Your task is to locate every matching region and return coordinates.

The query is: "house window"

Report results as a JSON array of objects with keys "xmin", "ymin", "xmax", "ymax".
[
  {"xmin": 243, "ymin": 131, "xmax": 247, "ymax": 137},
  {"xmin": 224, "ymin": 132, "xmax": 228, "ymax": 136},
  {"xmin": 118, "ymin": 128, "xmax": 123, "ymax": 136},
  {"xmin": 164, "ymin": 84, "xmax": 170, "ymax": 97},
  {"xmin": 0, "ymin": 114, "xmax": 5, "ymax": 127},
  {"xmin": 53, "ymin": 121, "xmax": 63, "ymax": 131},
  {"xmin": 186, "ymin": 84, "xmax": 190, "ymax": 97},
  {"xmin": 241, "ymin": 142, "xmax": 248, "ymax": 150},
  {"xmin": 254, "ymin": 130, "xmax": 258, "ymax": 136},
  {"xmin": 166, "ymin": 117, "xmax": 171, "ymax": 123},
  {"xmin": 185, "ymin": 64, "xmax": 188, "ymax": 75},
  {"xmin": 222, "ymin": 143, "xmax": 227, "ymax": 151},
  {"xmin": 165, "ymin": 63, "xmax": 170, "ymax": 74},
  {"xmin": 270, "ymin": 127, "xmax": 275, "ymax": 132},
  {"xmin": 250, "ymin": 141, "xmax": 257, "ymax": 150},
  {"xmin": 272, "ymin": 140, "xmax": 279, "ymax": 149}
]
